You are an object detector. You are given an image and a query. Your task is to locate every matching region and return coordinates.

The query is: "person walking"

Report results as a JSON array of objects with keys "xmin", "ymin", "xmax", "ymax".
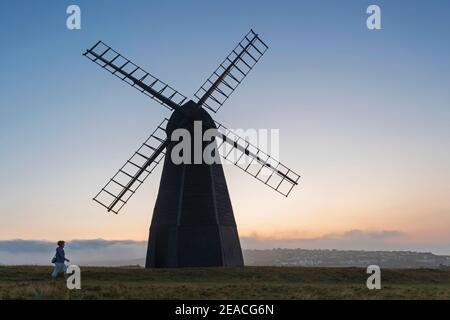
[{"xmin": 51, "ymin": 240, "xmax": 70, "ymax": 279}]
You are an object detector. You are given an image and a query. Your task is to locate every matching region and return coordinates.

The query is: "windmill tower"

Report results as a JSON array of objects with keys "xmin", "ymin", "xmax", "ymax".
[{"xmin": 83, "ymin": 30, "xmax": 300, "ymax": 268}]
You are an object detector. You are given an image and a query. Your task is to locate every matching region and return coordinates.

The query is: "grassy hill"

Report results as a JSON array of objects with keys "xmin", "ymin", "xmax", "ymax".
[{"xmin": 1, "ymin": 265, "xmax": 449, "ymax": 299}]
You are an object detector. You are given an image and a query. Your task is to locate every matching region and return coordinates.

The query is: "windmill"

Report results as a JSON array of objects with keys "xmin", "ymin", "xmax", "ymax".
[{"xmin": 83, "ymin": 30, "xmax": 300, "ymax": 268}]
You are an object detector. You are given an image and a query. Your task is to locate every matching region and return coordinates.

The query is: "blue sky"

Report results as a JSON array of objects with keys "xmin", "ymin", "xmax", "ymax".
[{"xmin": 0, "ymin": 1, "xmax": 449, "ymax": 253}]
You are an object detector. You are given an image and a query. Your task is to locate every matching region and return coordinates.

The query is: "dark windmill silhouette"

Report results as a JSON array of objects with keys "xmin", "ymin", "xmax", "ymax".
[{"xmin": 83, "ymin": 30, "xmax": 300, "ymax": 268}]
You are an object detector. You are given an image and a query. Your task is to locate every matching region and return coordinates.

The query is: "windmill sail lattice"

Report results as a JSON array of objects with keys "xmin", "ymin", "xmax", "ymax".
[
  {"xmin": 84, "ymin": 41, "xmax": 187, "ymax": 110},
  {"xmin": 214, "ymin": 121, "xmax": 300, "ymax": 197},
  {"xmin": 195, "ymin": 29, "xmax": 269, "ymax": 113},
  {"xmin": 93, "ymin": 119, "xmax": 168, "ymax": 214}
]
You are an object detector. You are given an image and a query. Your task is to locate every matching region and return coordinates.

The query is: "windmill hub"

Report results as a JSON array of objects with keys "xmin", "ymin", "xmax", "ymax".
[
  {"xmin": 167, "ymin": 100, "xmax": 215, "ymax": 135},
  {"xmin": 84, "ymin": 30, "xmax": 300, "ymax": 268}
]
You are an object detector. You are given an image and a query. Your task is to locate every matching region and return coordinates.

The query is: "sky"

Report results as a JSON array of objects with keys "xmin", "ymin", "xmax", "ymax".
[{"xmin": 0, "ymin": 1, "xmax": 449, "ymax": 254}]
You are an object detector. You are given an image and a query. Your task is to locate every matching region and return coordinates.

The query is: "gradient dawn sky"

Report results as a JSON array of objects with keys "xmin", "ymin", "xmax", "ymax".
[{"xmin": 0, "ymin": 1, "xmax": 449, "ymax": 253}]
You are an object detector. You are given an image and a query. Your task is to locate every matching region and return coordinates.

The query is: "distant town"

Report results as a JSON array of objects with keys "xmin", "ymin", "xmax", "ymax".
[
  {"xmin": 243, "ymin": 249, "xmax": 450, "ymax": 268},
  {"xmin": 71, "ymin": 249, "xmax": 450, "ymax": 268}
]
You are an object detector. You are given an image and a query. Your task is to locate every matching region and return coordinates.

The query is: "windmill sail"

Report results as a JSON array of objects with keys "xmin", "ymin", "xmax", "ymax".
[
  {"xmin": 93, "ymin": 119, "xmax": 169, "ymax": 214},
  {"xmin": 195, "ymin": 29, "xmax": 269, "ymax": 113},
  {"xmin": 83, "ymin": 41, "xmax": 187, "ymax": 111},
  {"xmin": 214, "ymin": 121, "xmax": 300, "ymax": 197}
]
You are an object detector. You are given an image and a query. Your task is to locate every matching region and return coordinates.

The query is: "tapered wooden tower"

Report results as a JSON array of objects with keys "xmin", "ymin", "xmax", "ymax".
[
  {"xmin": 146, "ymin": 103, "xmax": 243, "ymax": 267},
  {"xmin": 85, "ymin": 30, "xmax": 300, "ymax": 268}
]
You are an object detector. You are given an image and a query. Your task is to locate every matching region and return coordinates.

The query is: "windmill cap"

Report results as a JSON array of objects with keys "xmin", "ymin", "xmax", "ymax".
[{"xmin": 166, "ymin": 102, "xmax": 216, "ymax": 134}]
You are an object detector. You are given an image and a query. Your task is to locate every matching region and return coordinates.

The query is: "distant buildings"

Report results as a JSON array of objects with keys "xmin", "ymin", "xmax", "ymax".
[{"xmin": 243, "ymin": 249, "xmax": 450, "ymax": 268}]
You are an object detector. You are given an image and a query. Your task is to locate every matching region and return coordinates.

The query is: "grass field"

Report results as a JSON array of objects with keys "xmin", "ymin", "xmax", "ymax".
[{"xmin": 1, "ymin": 265, "xmax": 450, "ymax": 299}]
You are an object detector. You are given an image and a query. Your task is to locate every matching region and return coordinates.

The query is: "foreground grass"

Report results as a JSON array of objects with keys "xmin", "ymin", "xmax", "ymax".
[{"xmin": 0, "ymin": 265, "xmax": 449, "ymax": 299}]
